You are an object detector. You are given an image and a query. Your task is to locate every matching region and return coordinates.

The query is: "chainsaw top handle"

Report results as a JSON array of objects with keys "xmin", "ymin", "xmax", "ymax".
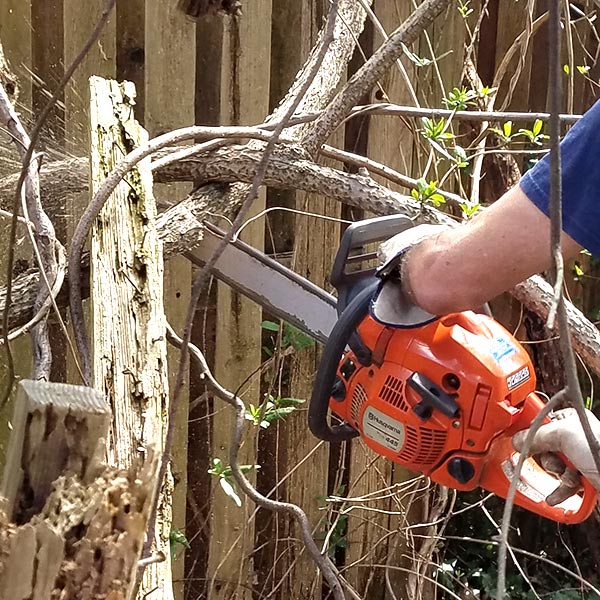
[
  {"xmin": 309, "ymin": 280, "xmax": 379, "ymax": 442},
  {"xmin": 330, "ymin": 215, "xmax": 414, "ymax": 313}
]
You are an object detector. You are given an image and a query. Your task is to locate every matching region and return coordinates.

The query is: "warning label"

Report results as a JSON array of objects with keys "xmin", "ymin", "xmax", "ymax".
[{"xmin": 362, "ymin": 406, "xmax": 405, "ymax": 452}]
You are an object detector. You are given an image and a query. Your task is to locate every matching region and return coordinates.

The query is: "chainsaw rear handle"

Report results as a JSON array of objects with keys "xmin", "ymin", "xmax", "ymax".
[{"xmin": 309, "ymin": 281, "xmax": 379, "ymax": 442}]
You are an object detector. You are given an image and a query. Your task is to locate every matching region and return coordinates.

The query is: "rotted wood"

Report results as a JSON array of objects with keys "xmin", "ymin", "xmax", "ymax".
[
  {"xmin": 1, "ymin": 379, "xmax": 110, "ymax": 523},
  {"xmin": 0, "ymin": 379, "xmax": 157, "ymax": 600},
  {"xmin": 88, "ymin": 76, "xmax": 173, "ymax": 599}
]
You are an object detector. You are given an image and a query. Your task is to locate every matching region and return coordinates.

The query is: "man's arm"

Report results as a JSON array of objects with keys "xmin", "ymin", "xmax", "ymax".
[{"xmin": 403, "ymin": 185, "xmax": 582, "ymax": 315}]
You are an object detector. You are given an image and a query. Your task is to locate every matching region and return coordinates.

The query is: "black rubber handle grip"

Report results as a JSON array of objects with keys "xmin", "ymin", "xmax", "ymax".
[{"xmin": 308, "ymin": 281, "xmax": 379, "ymax": 442}]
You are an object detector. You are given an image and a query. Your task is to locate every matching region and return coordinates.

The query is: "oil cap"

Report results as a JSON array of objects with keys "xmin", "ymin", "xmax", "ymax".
[{"xmin": 447, "ymin": 457, "xmax": 475, "ymax": 484}]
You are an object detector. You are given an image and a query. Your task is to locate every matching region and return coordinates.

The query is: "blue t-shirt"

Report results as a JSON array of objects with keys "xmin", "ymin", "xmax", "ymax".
[{"xmin": 520, "ymin": 99, "xmax": 600, "ymax": 256}]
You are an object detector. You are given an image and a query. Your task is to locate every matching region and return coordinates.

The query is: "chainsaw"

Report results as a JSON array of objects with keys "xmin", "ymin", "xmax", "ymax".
[{"xmin": 189, "ymin": 214, "xmax": 598, "ymax": 523}]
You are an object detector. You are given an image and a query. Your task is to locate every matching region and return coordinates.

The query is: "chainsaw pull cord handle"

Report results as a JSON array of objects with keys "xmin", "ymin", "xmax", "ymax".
[{"xmin": 309, "ymin": 281, "xmax": 379, "ymax": 442}]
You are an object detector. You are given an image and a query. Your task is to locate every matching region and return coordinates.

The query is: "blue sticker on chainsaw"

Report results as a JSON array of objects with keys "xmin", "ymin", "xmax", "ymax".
[{"xmin": 490, "ymin": 337, "xmax": 516, "ymax": 362}]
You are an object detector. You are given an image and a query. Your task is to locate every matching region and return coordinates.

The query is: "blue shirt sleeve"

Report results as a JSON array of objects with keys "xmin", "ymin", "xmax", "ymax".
[{"xmin": 520, "ymin": 98, "xmax": 600, "ymax": 257}]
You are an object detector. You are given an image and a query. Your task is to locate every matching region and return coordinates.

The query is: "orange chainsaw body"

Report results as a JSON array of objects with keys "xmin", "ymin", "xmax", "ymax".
[{"xmin": 328, "ymin": 310, "xmax": 597, "ymax": 523}]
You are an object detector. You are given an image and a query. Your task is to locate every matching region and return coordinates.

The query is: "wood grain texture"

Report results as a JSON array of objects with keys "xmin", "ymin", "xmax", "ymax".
[
  {"xmin": 144, "ymin": 3, "xmax": 196, "ymax": 597},
  {"xmin": 208, "ymin": 2, "xmax": 272, "ymax": 597},
  {"xmin": 89, "ymin": 76, "xmax": 173, "ymax": 599}
]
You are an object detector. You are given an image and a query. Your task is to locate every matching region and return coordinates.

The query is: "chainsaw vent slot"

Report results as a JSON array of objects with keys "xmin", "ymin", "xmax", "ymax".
[
  {"xmin": 379, "ymin": 375, "xmax": 409, "ymax": 412},
  {"xmin": 397, "ymin": 426, "xmax": 447, "ymax": 467},
  {"xmin": 351, "ymin": 383, "xmax": 368, "ymax": 425}
]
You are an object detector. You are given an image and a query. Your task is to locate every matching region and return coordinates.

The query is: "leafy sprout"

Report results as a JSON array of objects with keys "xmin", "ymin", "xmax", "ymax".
[
  {"xmin": 245, "ymin": 394, "xmax": 305, "ymax": 428},
  {"xmin": 457, "ymin": 0, "xmax": 473, "ymax": 18},
  {"xmin": 443, "ymin": 86, "xmax": 477, "ymax": 110},
  {"xmin": 517, "ymin": 119, "xmax": 548, "ymax": 146},
  {"xmin": 411, "ymin": 178, "xmax": 446, "ymax": 208},
  {"xmin": 208, "ymin": 458, "xmax": 260, "ymax": 507}
]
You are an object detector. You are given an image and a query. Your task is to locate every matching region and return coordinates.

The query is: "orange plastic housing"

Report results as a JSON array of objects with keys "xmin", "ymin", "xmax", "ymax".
[{"xmin": 329, "ymin": 311, "xmax": 597, "ymax": 523}]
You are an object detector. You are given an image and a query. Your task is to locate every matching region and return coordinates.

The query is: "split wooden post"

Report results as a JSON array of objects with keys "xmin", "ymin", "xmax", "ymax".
[
  {"xmin": 0, "ymin": 379, "xmax": 161, "ymax": 600},
  {"xmin": 88, "ymin": 76, "xmax": 173, "ymax": 600},
  {"xmin": 1, "ymin": 379, "xmax": 110, "ymax": 521}
]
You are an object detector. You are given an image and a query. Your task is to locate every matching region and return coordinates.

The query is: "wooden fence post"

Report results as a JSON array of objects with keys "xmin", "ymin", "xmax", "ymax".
[{"xmin": 88, "ymin": 76, "xmax": 173, "ymax": 600}]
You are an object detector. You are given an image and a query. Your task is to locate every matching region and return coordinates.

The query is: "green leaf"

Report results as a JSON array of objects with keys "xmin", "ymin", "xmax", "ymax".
[
  {"xmin": 276, "ymin": 397, "xmax": 305, "ymax": 407},
  {"xmin": 532, "ymin": 119, "xmax": 543, "ymax": 136},
  {"xmin": 563, "ymin": 64, "xmax": 570, "ymax": 75},
  {"xmin": 577, "ymin": 64, "xmax": 590, "ymax": 75},
  {"xmin": 503, "ymin": 120, "xmax": 513, "ymax": 138},
  {"xmin": 401, "ymin": 43, "xmax": 433, "ymax": 67},
  {"xmin": 208, "ymin": 457, "xmax": 224, "ymax": 475},
  {"xmin": 429, "ymin": 193, "xmax": 446, "ymax": 207},
  {"xmin": 261, "ymin": 320, "xmax": 280, "ymax": 332},
  {"xmin": 220, "ymin": 477, "xmax": 242, "ymax": 507},
  {"xmin": 264, "ymin": 406, "xmax": 297, "ymax": 423}
]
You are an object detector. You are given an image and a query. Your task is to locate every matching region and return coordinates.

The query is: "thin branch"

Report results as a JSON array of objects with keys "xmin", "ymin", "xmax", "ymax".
[{"xmin": 165, "ymin": 324, "xmax": 345, "ymax": 597}]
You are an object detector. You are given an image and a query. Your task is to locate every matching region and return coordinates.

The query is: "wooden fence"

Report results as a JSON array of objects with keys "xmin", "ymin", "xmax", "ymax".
[{"xmin": 1, "ymin": 1, "xmax": 599, "ymax": 599}]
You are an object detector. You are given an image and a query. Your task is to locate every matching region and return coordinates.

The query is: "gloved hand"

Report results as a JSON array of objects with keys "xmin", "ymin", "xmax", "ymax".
[
  {"xmin": 377, "ymin": 223, "xmax": 449, "ymax": 279},
  {"xmin": 371, "ymin": 224, "xmax": 447, "ymax": 327},
  {"xmin": 513, "ymin": 408, "xmax": 600, "ymax": 492}
]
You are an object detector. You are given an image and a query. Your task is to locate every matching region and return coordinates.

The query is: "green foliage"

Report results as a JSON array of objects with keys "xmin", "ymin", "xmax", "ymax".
[
  {"xmin": 443, "ymin": 86, "xmax": 477, "ymax": 110},
  {"xmin": 315, "ymin": 487, "xmax": 348, "ymax": 559},
  {"xmin": 402, "ymin": 43, "xmax": 453, "ymax": 68},
  {"xmin": 411, "ymin": 178, "xmax": 446, "ymax": 208},
  {"xmin": 517, "ymin": 119, "xmax": 549, "ymax": 146},
  {"xmin": 572, "ymin": 261, "xmax": 585, "ymax": 282},
  {"xmin": 208, "ymin": 457, "xmax": 259, "ymax": 507},
  {"xmin": 490, "ymin": 120, "xmax": 515, "ymax": 142},
  {"xmin": 245, "ymin": 394, "xmax": 305, "ymax": 428},
  {"xmin": 421, "ymin": 116, "xmax": 455, "ymax": 143},
  {"xmin": 261, "ymin": 320, "xmax": 315, "ymax": 356},
  {"xmin": 457, "ymin": 0, "xmax": 473, "ymax": 18},
  {"xmin": 491, "ymin": 119, "xmax": 549, "ymax": 146},
  {"xmin": 459, "ymin": 201, "xmax": 480, "ymax": 219},
  {"xmin": 478, "ymin": 85, "xmax": 497, "ymax": 99},
  {"xmin": 453, "ymin": 145, "xmax": 470, "ymax": 169},
  {"xmin": 169, "ymin": 527, "xmax": 191, "ymax": 559},
  {"xmin": 440, "ymin": 493, "xmax": 599, "ymax": 599}
]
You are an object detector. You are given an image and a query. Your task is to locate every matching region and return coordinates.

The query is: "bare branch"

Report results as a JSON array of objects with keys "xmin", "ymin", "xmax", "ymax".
[
  {"xmin": 303, "ymin": 0, "xmax": 454, "ymax": 153},
  {"xmin": 166, "ymin": 324, "xmax": 347, "ymax": 598}
]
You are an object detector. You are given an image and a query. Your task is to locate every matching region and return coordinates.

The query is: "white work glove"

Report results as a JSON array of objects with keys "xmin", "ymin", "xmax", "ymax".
[
  {"xmin": 371, "ymin": 224, "xmax": 447, "ymax": 327},
  {"xmin": 513, "ymin": 408, "xmax": 600, "ymax": 492},
  {"xmin": 377, "ymin": 223, "xmax": 449, "ymax": 279}
]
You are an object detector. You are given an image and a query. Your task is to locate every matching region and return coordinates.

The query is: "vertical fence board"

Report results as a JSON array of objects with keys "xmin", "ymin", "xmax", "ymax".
[
  {"xmin": 269, "ymin": 3, "xmax": 345, "ymax": 598},
  {"xmin": 495, "ymin": 0, "xmax": 533, "ymax": 112},
  {"xmin": 0, "ymin": 0, "xmax": 33, "ymax": 466},
  {"xmin": 63, "ymin": 1, "xmax": 115, "ymax": 151},
  {"xmin": 209, "ymin": 4, "xmax": 272, "ymax": 598},
  {"xmin": 343, "ymin": 4, "xmax": 415, "ymax": 594},
  {"xmin": 116, "ymin": 0, "xmax": 145, "ymax": 122},
  {"xmin": 62, "ymin": 0, "xmax": 116, "ymax": 386},
  {"xmin": 144, "ymin": 4, "xmax": 196, "ymax": 598},
  {"xmin": 0, "ymin": 0, "xmax": 32, "ymax": 109}
]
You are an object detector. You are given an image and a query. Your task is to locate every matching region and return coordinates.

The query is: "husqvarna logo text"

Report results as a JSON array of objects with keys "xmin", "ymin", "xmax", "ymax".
[{"xmin": 507, "ymin": 366, "xmax": 530, "ymax": 391}]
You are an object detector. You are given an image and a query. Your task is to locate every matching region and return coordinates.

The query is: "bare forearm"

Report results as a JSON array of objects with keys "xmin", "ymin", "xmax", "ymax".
[{"xmin": 403, "ymin": 185, "xmax": 581, "ymax": 315}]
